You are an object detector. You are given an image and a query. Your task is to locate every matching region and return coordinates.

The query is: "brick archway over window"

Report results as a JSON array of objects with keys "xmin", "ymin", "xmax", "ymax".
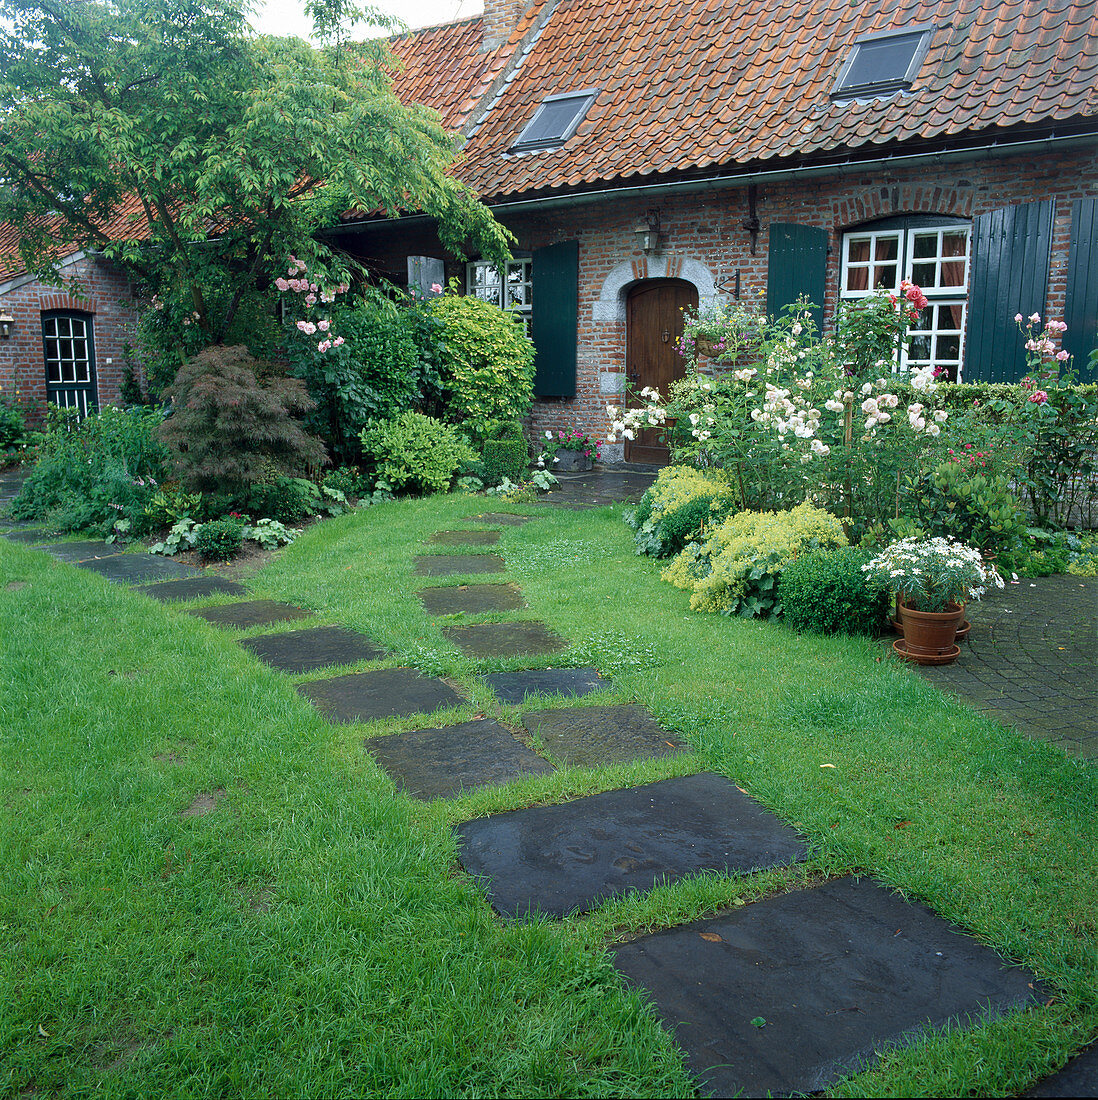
[{"xmin": 830, "ymin": 187, "xmax": 974, "ymax": 233}]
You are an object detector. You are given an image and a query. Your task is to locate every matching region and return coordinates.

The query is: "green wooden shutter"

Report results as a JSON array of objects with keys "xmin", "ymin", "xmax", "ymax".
[
  {"xmin": 1065, "ymin": 198, "xmax": 1098, "ymax": 381},
  {"xmin": 766, "ymin": 223, "xmax": 827, "ymax": 332},
  {"xmin": 531, "ymin": 240, "xmax": 578, "ymax": 397},
  {"xmin": 965, "ymin": 200, "xmax": 1054, "ymax": 382}
]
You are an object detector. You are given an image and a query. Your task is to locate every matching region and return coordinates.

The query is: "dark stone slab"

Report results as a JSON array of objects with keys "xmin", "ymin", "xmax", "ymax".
[
  {"xmin": 468, "ymin": 512, "xmax": 534, "ymax": 526},
  {"xmin": 417, "ymin": 583, "xmax": 525, "ymax": 616},
  {"xmin": 135, "ymin": 576, "xmax": 249, "ymax": 602},
  {"xmin": 299, "ymin": 667, "xmax": 461, "ymax": 724},
  {"xmin": 456, "ymin": 773, "xmax": 806, "ymax": 918},
  {"xmin": 188, "ymin": 599, "xmax": 309, "ymax": 629},
  {"xmin": 612, "ymin": 876, "xmax": 1044, "ymax": 1099},
  {"xmin": 78, "ymin": 554, "xmax": 202, "ymax": 585},
  {"xmin": 414, "ymin": 554, "xmax": 506, "ymax": 577},
  {"xmin": 522, "ymin": 704, "xmax": 684, "ymax": 767},
  {"xmin": 430, "ymin": 529, "xmax": 501, "ymax": 546},
  {"xmin": 240, "ymin": 625, "xmax": 385, "ymax": 673},
  {"xmin": 487, "ymin": 667, "xmax": 608, "ymax": 705},
  {"xmin": 1025, "ymin": 1044, "xmax": 1098, "ymax": 1097},
  {"xmin": 365, "ymin": 719, "xmax": 554, "ymax": 800},
  {"xmin": 2, "ymin": 528, "xmax": 51, "ymax": 542},
  {"xmin": 442, "ymin": 620, "xmax": 566, "ymax": 659},
  {"xmin": 36, "ymin": 540, "xmax": 122, "ymax": 563}
]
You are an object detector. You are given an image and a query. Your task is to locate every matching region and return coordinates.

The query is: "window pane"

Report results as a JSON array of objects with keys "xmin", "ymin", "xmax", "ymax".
[
  {"xmin": 911, "ymin": 234, "xmax": 937, "ymax": 259},
  {"xmin": 909, "ymin": 335, "xmax": 932, "ymax": 359},
  {"xmin": 938, "ymin": 334, "xmax": 960, "ymax": 360},
  {"xmin": 874, "ymin": 236, "xmax": 899, "ymax": 261},
  {"xmin": 847, "ymin": 238, "xmax": 871, "ymax": 264},
  {"xmin": 911, "ymin": 261, "xmax": 936, "ymax": 286},
  {"xmin": 844, "ymin": 33, "xmax": 923, "ymax": 88},
  {"xmin": 872, "ymin": 263, "xmax": 897, "ymax": 289},
  {"xmin": 56, "ymin": 316, "xmax": 72, "ymax": 339},
  {"xmin": 942, "ymin": 302, "xmax": 965, "ymax": 328},
  {"xmin": 845, "ymin": 267, "xmax": 868, "ymax": 292},
  {"xmin": 942, "ymin": 232, "xmax": 967, "ymax": 257},
  {"xmin": 940, "ymin": 259, "xmax": 966, "ymax": 288}
]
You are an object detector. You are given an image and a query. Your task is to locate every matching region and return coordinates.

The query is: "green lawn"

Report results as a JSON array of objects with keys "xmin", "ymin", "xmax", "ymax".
[{"xmin": 2, "ymin": 494, "xmax": 1095, "ymax": 1097}]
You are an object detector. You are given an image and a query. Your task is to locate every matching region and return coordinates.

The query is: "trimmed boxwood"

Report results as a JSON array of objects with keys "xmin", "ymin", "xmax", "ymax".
[
  {"xmin": 196, "ymin": 516, "xmax": 245, "ymax": 561},
  {"xmin": 778, "ymin": 546, "xmax": 889, "ymax": 636}
]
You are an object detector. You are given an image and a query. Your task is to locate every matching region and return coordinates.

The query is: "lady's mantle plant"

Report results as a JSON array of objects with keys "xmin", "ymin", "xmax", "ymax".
[{"xmin": 862, "ymin": 536, "xmax": 1003, "ymax": 613}]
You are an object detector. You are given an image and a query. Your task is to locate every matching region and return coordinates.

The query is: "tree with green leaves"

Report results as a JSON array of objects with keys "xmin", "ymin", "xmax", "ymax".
[{"xmin": 0, "ymin": 0, "xmax": 510, "ymax": 379}]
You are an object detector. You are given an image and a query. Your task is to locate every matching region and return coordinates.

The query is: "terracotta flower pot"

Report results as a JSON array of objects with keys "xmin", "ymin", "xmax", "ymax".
[{"xmin": 895, "ymin": 600, "xmax": 965, "ymax": 664}]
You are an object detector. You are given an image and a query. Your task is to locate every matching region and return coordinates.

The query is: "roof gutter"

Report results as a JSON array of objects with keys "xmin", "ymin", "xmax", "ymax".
[{"xmin": 482, "ymin": 131, "xmax": 1098, "ymax": 215}]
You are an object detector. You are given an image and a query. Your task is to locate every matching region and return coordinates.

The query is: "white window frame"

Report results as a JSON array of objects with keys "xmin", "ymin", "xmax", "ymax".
[
  {"xmin": 840, "ymin": 222, "xmax": 971, "ymax": 379},
  {"xmin": 466, "ymin": 258, "xmax": 532, "ymax": 332}
]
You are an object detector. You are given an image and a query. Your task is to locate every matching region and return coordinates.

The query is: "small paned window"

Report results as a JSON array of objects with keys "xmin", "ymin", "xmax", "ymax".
[
  {"xmin": 43, "ymin": 313, "xmax": 93, "ymax": 384},
  {"xmin": 832, "ymin": 28, "xmax": 932, "ymax": 100},
  {"xmin": 510, "ymin": 90, "xmax": 597, "ymax": 152},
  {"xmin": 840, "ymin": 217, "xmax": 971, "ymax": 380},
  {"xmin": 466, "ymin": 258, "xmax": 532, "ymax": 333}
]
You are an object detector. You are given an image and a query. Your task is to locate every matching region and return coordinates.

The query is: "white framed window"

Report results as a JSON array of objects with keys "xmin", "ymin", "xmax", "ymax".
[
  {"xmin": 466, "ymin": 258, "xmax": 532, "ymax": 332},
  {"xmin": 43, "ymin": 313, "xmax": 93, "ymax": 383},
  {"xmin": 840, "ymin": 218, "xmax": 971, "ymax": 380}
]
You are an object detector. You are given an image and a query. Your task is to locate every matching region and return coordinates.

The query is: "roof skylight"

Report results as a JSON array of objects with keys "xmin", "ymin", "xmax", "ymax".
[
  {"xmin": 832, "ymin": 28, "xmax": 932, "ymax": 100},
  {"xmin": 510, "ymin": 90, "xmax": 597, "ymax": 152}
]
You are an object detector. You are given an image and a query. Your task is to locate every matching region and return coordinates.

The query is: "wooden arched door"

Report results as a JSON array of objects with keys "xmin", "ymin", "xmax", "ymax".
[{"xmin": 625, "ymin": 278, "xmax": 697, "ymax": 464}]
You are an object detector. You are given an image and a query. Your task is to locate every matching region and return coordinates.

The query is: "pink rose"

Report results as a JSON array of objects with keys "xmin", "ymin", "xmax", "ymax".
[
  {"xmin": 317, "ymin": 319, "xmax": 330, "ymax": 332},
  {"xmin": 430, "ymin": 282, "xmax": 443, "ymax": 294},
  {"xmin": 333, "ymin": 336, "xmax": 344, "ymax": 347},
  {"xmin": 1014, "ymin": 313, "xmax": 1023, "ymax": 323},
  {"xmin": 275, "ymin": 277, "xmax": 290, "ymax": 291},
  {"xmin": 1056, "ymin": 350, "xmax": 1070, "ymax": 361},
  {"xmin": 1029, "ymin": 390, "xmax": 1048, "ymax": 404}
]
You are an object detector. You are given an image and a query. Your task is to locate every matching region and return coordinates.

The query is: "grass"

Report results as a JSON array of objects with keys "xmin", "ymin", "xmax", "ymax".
[{"xmin": 1, "ymin": 492, "xmax": 1096, "ymax": 1097}]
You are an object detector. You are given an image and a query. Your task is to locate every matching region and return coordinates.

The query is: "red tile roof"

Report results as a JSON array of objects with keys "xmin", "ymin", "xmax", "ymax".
[{"xmin": 388, "ymin": 0, "xmax": 1098, "ymax": 202}]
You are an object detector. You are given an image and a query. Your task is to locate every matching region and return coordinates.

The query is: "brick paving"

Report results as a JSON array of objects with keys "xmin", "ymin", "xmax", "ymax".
[{"xmin": 912, "ymin": 575, "xmax": 1098, "ymax": 760}]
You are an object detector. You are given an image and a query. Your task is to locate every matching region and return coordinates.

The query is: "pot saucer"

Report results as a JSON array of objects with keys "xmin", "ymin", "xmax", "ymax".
[{"xmin": 892, "ymin": 639, "xmax": 961, "ymax": 665}]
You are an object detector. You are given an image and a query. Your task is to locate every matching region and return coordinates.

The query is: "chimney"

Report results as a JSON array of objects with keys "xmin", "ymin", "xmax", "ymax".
[{"xmin": 481, "ymin": 0, "xmax": 528, "ymax": 52}]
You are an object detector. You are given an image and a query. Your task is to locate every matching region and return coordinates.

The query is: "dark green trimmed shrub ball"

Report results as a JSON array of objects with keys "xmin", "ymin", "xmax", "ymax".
[
  {"xmin": 778, "ymin": 547, "xmax": 889, "ymax": 636},
  {"xmin": 196, "ymin": 516, "xmax": 245, "ymax": 561}
]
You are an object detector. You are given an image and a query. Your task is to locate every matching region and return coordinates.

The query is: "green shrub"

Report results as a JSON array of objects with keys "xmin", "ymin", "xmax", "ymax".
[
  {"xmin": 157, "ymin": 345, "xmax": 327, "ymax": 496},
  {"xmin": 11, "ymin": 405, "xmax": 168, "ymax": 536},
  {"xmin": 779, "ymin": 547, "xmax": 889, "ymax": 636},
  {"xmin": 481, "ymin": 437, "xmax": 529, "ymax": 487},
  {"xmin": 285, "ymin": 295, "xmax": 435, "ymax": 465},
  {"xmin": 195, "ymin": 516, "xmax": 245, "ymax": 560},
  {"xmin": 247, "ymin": 476, "xmax": 318, "ymax": 524},
  {"xmin": 662, "ymin": 502, "xmax": 847, "ymax": 617},
  {"xmin": 0, "ymin": 387, "xmax": 27, "ymax": 449},
  {"xmin": 626, "ymin": 465, "xmax": 735, "ymax": 558},
  {"xmin": 323, "ymin": 465, "xmax": 369, "ymax": 498},
  {"xmin": 427, "ymin": 293, "xmax": 535, "ymax": 442},
  {"xmin": 359, "ymin": 412, "xmax": 477, "ymax": 495}
]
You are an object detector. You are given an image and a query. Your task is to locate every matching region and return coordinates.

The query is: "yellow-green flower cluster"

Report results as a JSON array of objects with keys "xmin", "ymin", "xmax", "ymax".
[{"xmin": 661, "ymin": 501, "xmax": 847, "ymax": 614}]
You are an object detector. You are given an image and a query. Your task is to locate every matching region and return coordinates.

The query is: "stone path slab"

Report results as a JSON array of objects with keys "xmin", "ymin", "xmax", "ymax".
[
  {"xmin": 299, "ymin": 667, "xmax": 461, "ymax": 724},
  {"xmin": 468, "ymin": 512, "xmax": 533, "ymax": 525},
  {"xmin": 456, "ymin": 773, "xmax": 807, "ymax": 918},
  {"xmin": 2, "ymin": 528, "xmax": 52, "ymax": 542},
  {"xmin": 78, "ymin": 554, "xmax": 202, "ymax": 585},
  {"xmin": 442, "ymin": 620, "xmax": 566, "ymax": 659},
  {"xmin": 417, "ymin": 583, "xmax": 525, "ymax": 616},
  {"xmin": 522, "ymin": 704, "xmax": 684, "ymax": 767},
  {"xmin": 240, "ymin": 625, "xmax": 384, "ymax": 673},
  {"xmin": 430, "ymin": 530, "xmax": 501, "ymax": 546},
  {"xmin": 188, "ymin": 599, "xmax": 309, "ymax": 629},
  {"xmin": 36, "ymin": 540, "xmax": 122, "ymax": 563},
  {"xmin": 414, "ymin": 554, "xmax": 506, "ymax": 577},
  {"xmin": 365, "ymin": 719, "xmax": 555, "ymax": 800},
  {"xmin": 612, "ymin": 876, "xmax": 1043, "ymax": 1099},
  {"xmin": 487, "ymin": 667, "xmax": 607, "ymax": 705},
  {"xmin": 136, "ymin": 577, "xmax": 249, "ymax": 602},
  {"xmin": 1024, "ymin": 1043, "xmax": 1098, "ymax": 1097}
]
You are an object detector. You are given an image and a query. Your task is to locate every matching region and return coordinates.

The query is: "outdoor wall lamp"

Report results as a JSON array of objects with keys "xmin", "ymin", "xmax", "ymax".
[
  {"xmin": 634, "ymin": 210, "xmax": 660, "ymax": 253},
  {"xmin": 0, "ymin": 312, "xmax": 13, "ymax": 338}
]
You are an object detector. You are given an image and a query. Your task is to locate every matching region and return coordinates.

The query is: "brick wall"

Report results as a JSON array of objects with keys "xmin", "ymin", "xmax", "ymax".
[
  {"xmin": 0, "ymin": 256, "xmax": 142, "ymax": 424},
  {"xmin": 480, "ymin": 146, "xmax": 1098, "ymax": 458}
]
